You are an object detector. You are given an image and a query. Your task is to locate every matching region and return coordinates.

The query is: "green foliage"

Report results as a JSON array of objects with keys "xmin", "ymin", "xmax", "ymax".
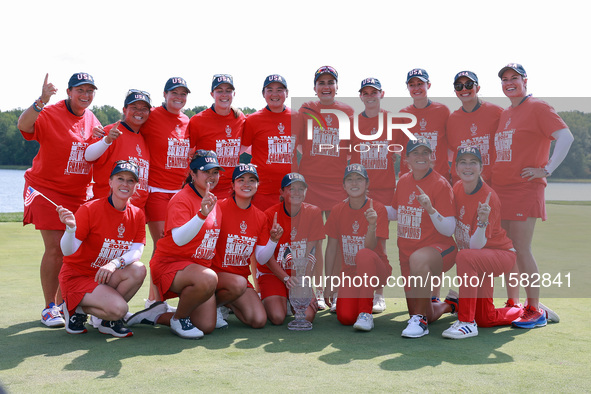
[
  {"xmin": 552, "ymin": 111, "xmax": 591, "ymax": 179},
  {"xmin": 184, "ymin": 105, "xmax": 208, "ymax": 118},
  {"xmin": 91, "ymin": 105, "xmax": 122, "ymax": 125},
  {"xmin": 240, "ymin": 106, "xmax": 257, "ymax": 115}
]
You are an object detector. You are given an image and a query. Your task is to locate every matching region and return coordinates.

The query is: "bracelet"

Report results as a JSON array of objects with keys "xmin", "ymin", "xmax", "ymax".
[
  {"xmin": 543, "ymin": 167, "xmax": 551, "ymax": 177},
  {"xmin": 197, "ymin": 210, "xmax": 207, "ymax": 220},
  {"xmin": 118, "ymin": 257, "xmax": 126, "ymax": 269},
  {"xmin": 33, "ymin": 101, "xmax": 43, "ymax": 112},
  {"xmin": 477, "ymin": 220, "xmax": 489, "ymax": 228}
]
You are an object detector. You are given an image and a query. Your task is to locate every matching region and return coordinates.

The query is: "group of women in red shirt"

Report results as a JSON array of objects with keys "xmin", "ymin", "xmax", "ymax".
[{"xmin": 18, "ymin": 62, "xmax": 572, "ymax": 339}]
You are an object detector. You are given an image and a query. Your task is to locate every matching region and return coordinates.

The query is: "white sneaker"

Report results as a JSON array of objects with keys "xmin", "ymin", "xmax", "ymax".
[
  {"xmin": 353, "ymin": 312, "xmax": 374, "ymax": 331},
  {"xmin": 41, "ymin": 303, "xmax": 65, "ymax": 328},
  {"xmin": 216, "ymin": 307, "xmax": 229, "ymax": 329},
  {"xmin": 442, "ymin": 320, "xmax": 478, "ymax": 339},
  {"xmin": 170, "ymin": 317, "xmax": 204, "ymax": 339},
  {"xmin": 539, "ymin": 302, "xmax": 560, "ymax": 323},
  {"xmin": 401, "ymin": 315, "xmax": 429, "ymax": 338},
  {"xmin": 126, "ymin": 301, "xmax": 168, "ymax": 326},
  {"xmin": 329, "ymin": 294, "xmax": 337, "ymax": 313},
  {"xmin": 316, "ymin": 289, "xmax": 326, "ymax": 310},
  {"xmin": 90, "ymin": 315, "xmax": 102, "ymax": 329},
  {"xmin": 219, "ymin": 306, "xmax": 230, "ymax": 320},
  {"xmin": 145, "ymin": 298, "xmax": 176, "ymax": 313},
  {"xmin": 372, "ymin": 294, "xmax": 386, "ymax": 313}
]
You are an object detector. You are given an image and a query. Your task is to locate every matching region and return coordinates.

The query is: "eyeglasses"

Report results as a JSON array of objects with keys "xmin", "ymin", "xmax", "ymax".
[
  {"xmin": 315, "ymin": 66, "xmax": 338, "ymax": 78},
  {"xmin": 454, "ymin": 81, "xmax": 477, "ymax": 91},
  {"xmin": 127, "ymin": 89, "xmax": 151, "ymax": 98}
]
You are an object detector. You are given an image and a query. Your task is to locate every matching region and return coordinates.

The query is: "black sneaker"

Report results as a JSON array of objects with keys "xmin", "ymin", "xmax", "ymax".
[
  {"xmin": 64, "ymin": 306, "xmax": 88, "ymax": 334},
  {"xmin": 99, "ymin": 319, "xmax": 133, "ymax": 338}
]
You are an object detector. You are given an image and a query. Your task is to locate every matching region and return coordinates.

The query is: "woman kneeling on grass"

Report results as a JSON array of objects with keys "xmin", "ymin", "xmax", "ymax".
[
  {"xmin": 324, "ymin": 164, "xmax": 391, "ymax": 332},
  {"xmin": 211, "ymin": 163, "xmax": 283, "ymax": 329},
  {"xmin": 391, "ymin": 137, "xmax": 457, "ymax": 338},
  {"xmin": 441, "ymin": 147, "xmax": 559, "ymax": 339},
  {"xmin": 58, "ymin": 161, "xmax": 147, "ymax": 338},
  {"xmin": 126, "ymin": 150, "xmax": 223, "ymax": 339},
  {"xmin": 258, "ymin": 173, "xmax": 324, "ymax": 325}
]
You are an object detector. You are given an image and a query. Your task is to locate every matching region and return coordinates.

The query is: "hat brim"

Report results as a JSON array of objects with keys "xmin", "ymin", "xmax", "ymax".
[
  {"xmin": 456, "ymin": 151, "xmax": 482, "ymax": 163},
  {"xmin": 198, "ymin": 164, "xmax": 224, "ymax": 171},
  {"xmin": 125, "ymin": 98, "xmax": 152, "ymax": 108},
  {"xmin": 110, "ymin": 169, "xmax": 139, "ymax": 182},
  {"xmin": 70, "ymin": 82, "xmax": 97, "ymax": 90},
  {"xmin": 314, "ymin": 72, "xmax": 338, "ymax": 83},
  {"xmin": 498, "ymin": 67, "xmax": 526, "ymax": 78},
  {"xmin": 166, "ymin": 85, "xmax": 191, "ymax": 93}
]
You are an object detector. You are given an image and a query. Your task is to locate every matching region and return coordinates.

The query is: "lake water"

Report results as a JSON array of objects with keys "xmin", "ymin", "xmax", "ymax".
[{"xmin": 0, "ymin": 169, "xmax": 590, "ymax": 213}]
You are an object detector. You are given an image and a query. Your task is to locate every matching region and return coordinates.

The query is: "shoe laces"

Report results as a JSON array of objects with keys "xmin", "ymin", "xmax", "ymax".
[
  {"xmin": 47, "ymin": 306, "xmax": 62, "ymax": 319},
  {"xmin": 408, "ymin": 315, "xmax": 424, "ymax": 325},
  {"xmin": 179, "ymin": 317, "xmax": 195, "ymax": 330},
  {"xmin": 521, "ymin": 305, "xmax": 538, "ymax": 319}
]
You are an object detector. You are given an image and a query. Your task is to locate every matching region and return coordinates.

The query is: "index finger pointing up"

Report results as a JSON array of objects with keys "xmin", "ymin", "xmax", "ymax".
[
  {"xmin": 273, "ymin": 212, "xmax": 278, "ymax": 226},
  {"xmin": 484, "ymin": 192, "xmax": 491, "ymax": 205},
  {"xmin": 205, "ymin": 182, "xmax": 210, "ymax": 195},
  {"xmin": 43, "ymin": 73, "xmax": 49, "ymax": 86},
  {"xmin": 416, "ymin": 185, "xmax": 426, "ymax": 195},
  {"xmin": 369, "ymin": 199, "xmax": 373, "ymax": 210}
]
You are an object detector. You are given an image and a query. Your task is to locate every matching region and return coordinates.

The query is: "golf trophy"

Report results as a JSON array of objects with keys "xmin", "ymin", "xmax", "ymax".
[{"xmin": 287, "ymin": 250, "xmax": 313, "ymax": 331}]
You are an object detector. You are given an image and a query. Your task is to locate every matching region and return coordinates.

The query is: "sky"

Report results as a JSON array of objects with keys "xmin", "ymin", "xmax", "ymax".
[{"xmin": 2, "ymin": 0, "xmax": 590, "ymax": 113}]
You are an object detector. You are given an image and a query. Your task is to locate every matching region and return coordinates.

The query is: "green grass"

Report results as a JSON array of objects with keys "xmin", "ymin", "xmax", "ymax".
[
  {"xmin": 0, "ymin": 212, "xmax": 22, "ymax": 222},
  {"xmin": 1, "ymin": 204, "xmax": 590, "ymax": 393}
]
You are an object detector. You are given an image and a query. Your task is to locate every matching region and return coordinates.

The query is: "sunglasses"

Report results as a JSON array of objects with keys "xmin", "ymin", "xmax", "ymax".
[
  {"xmin": 315, "ymin": 66, "xmax": 338, "ymax": 78},
  {"xmin": 454, "ymin": 81, "xmax": 477, "ymax": 91},
  {"xmin": 127, "ymin": 89, "xmax": 151, "ymax": 98}
]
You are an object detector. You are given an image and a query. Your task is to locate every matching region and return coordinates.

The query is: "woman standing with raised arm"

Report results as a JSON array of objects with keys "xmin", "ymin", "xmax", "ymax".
[{"xmin": 18, "ymin": 72, "xmax": 101, "ymax": 328}]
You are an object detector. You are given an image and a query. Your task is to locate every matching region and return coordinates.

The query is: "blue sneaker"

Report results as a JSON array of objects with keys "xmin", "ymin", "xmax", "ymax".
[
  {"xmin": 512, "ymin": 305, "xmax": 547, "ymax": 329},
  {"xmin": 63, "ymin": 306, "xmax": 88, "ymax": 334}
]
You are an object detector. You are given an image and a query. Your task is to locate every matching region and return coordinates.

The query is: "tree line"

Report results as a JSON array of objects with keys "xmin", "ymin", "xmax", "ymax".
[{"xmin": 1, "ymin": 106, "xmax": 589, "ymax": 179}]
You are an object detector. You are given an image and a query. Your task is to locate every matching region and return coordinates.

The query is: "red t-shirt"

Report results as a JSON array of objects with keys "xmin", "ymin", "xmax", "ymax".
[
  {"xmin": 21, "ymin": 100, "xmax": 101, "ymax": 200},
  {"xmin": 212, "ymin": 198, "xmax": 269, "ymax": 277},
  {"xmin": 258, "ymin": 202, "xmax": 325, "ymax": 275},
  {"xmin": 60, "ymin": 198, "xmax": 146, "ymax": 278},
  {"xmin": 242, "ymin": 106, "xmax": 295, "ymax": 195},
  {"xmin": 295, "ymin": 101, "xmax": 355, "ymax": 185},
  {"xmin": 140, "ymin": 106, "xmax": 190, "ymax": 191},
  {"xmin": 188, "ymin": 107, "xmax": 246, "ymax": 198},
  {"xmin": 154, "ymin": 183, "xmax": 222, "ymax": 266},
  {"xmin": 324, "ymin": 198, "xmax": 389, "ymax": 274},
  {"xmin": 453, "ymin": 180, "xmax": 513, "ymax": 251},
  {"xmin": 491, "ymin": 97, "xmax": 568, "ymax": 187},
  {"xmin": 398, "ymin": 101, "xmax": 451, "ymax": 181},
  {"xmin": 447, "ymin": 101, "xmax": 502, "ymax": 185},
  {"xmin": 393, "ymin": 170, "xmax": 456, "ymax": 262},
  {"xmin": 89, "ymin": 122, "xmax": 150, "ymax": 208},
  {"xmin": 350, "ymin": 109, "xmax": 407, "ymax": 205}
]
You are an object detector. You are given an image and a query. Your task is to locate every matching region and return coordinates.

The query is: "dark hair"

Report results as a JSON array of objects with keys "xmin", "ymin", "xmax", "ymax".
[{"xmin": 183, "ymin": 150, "xmax": 206, "ymax": 187}]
